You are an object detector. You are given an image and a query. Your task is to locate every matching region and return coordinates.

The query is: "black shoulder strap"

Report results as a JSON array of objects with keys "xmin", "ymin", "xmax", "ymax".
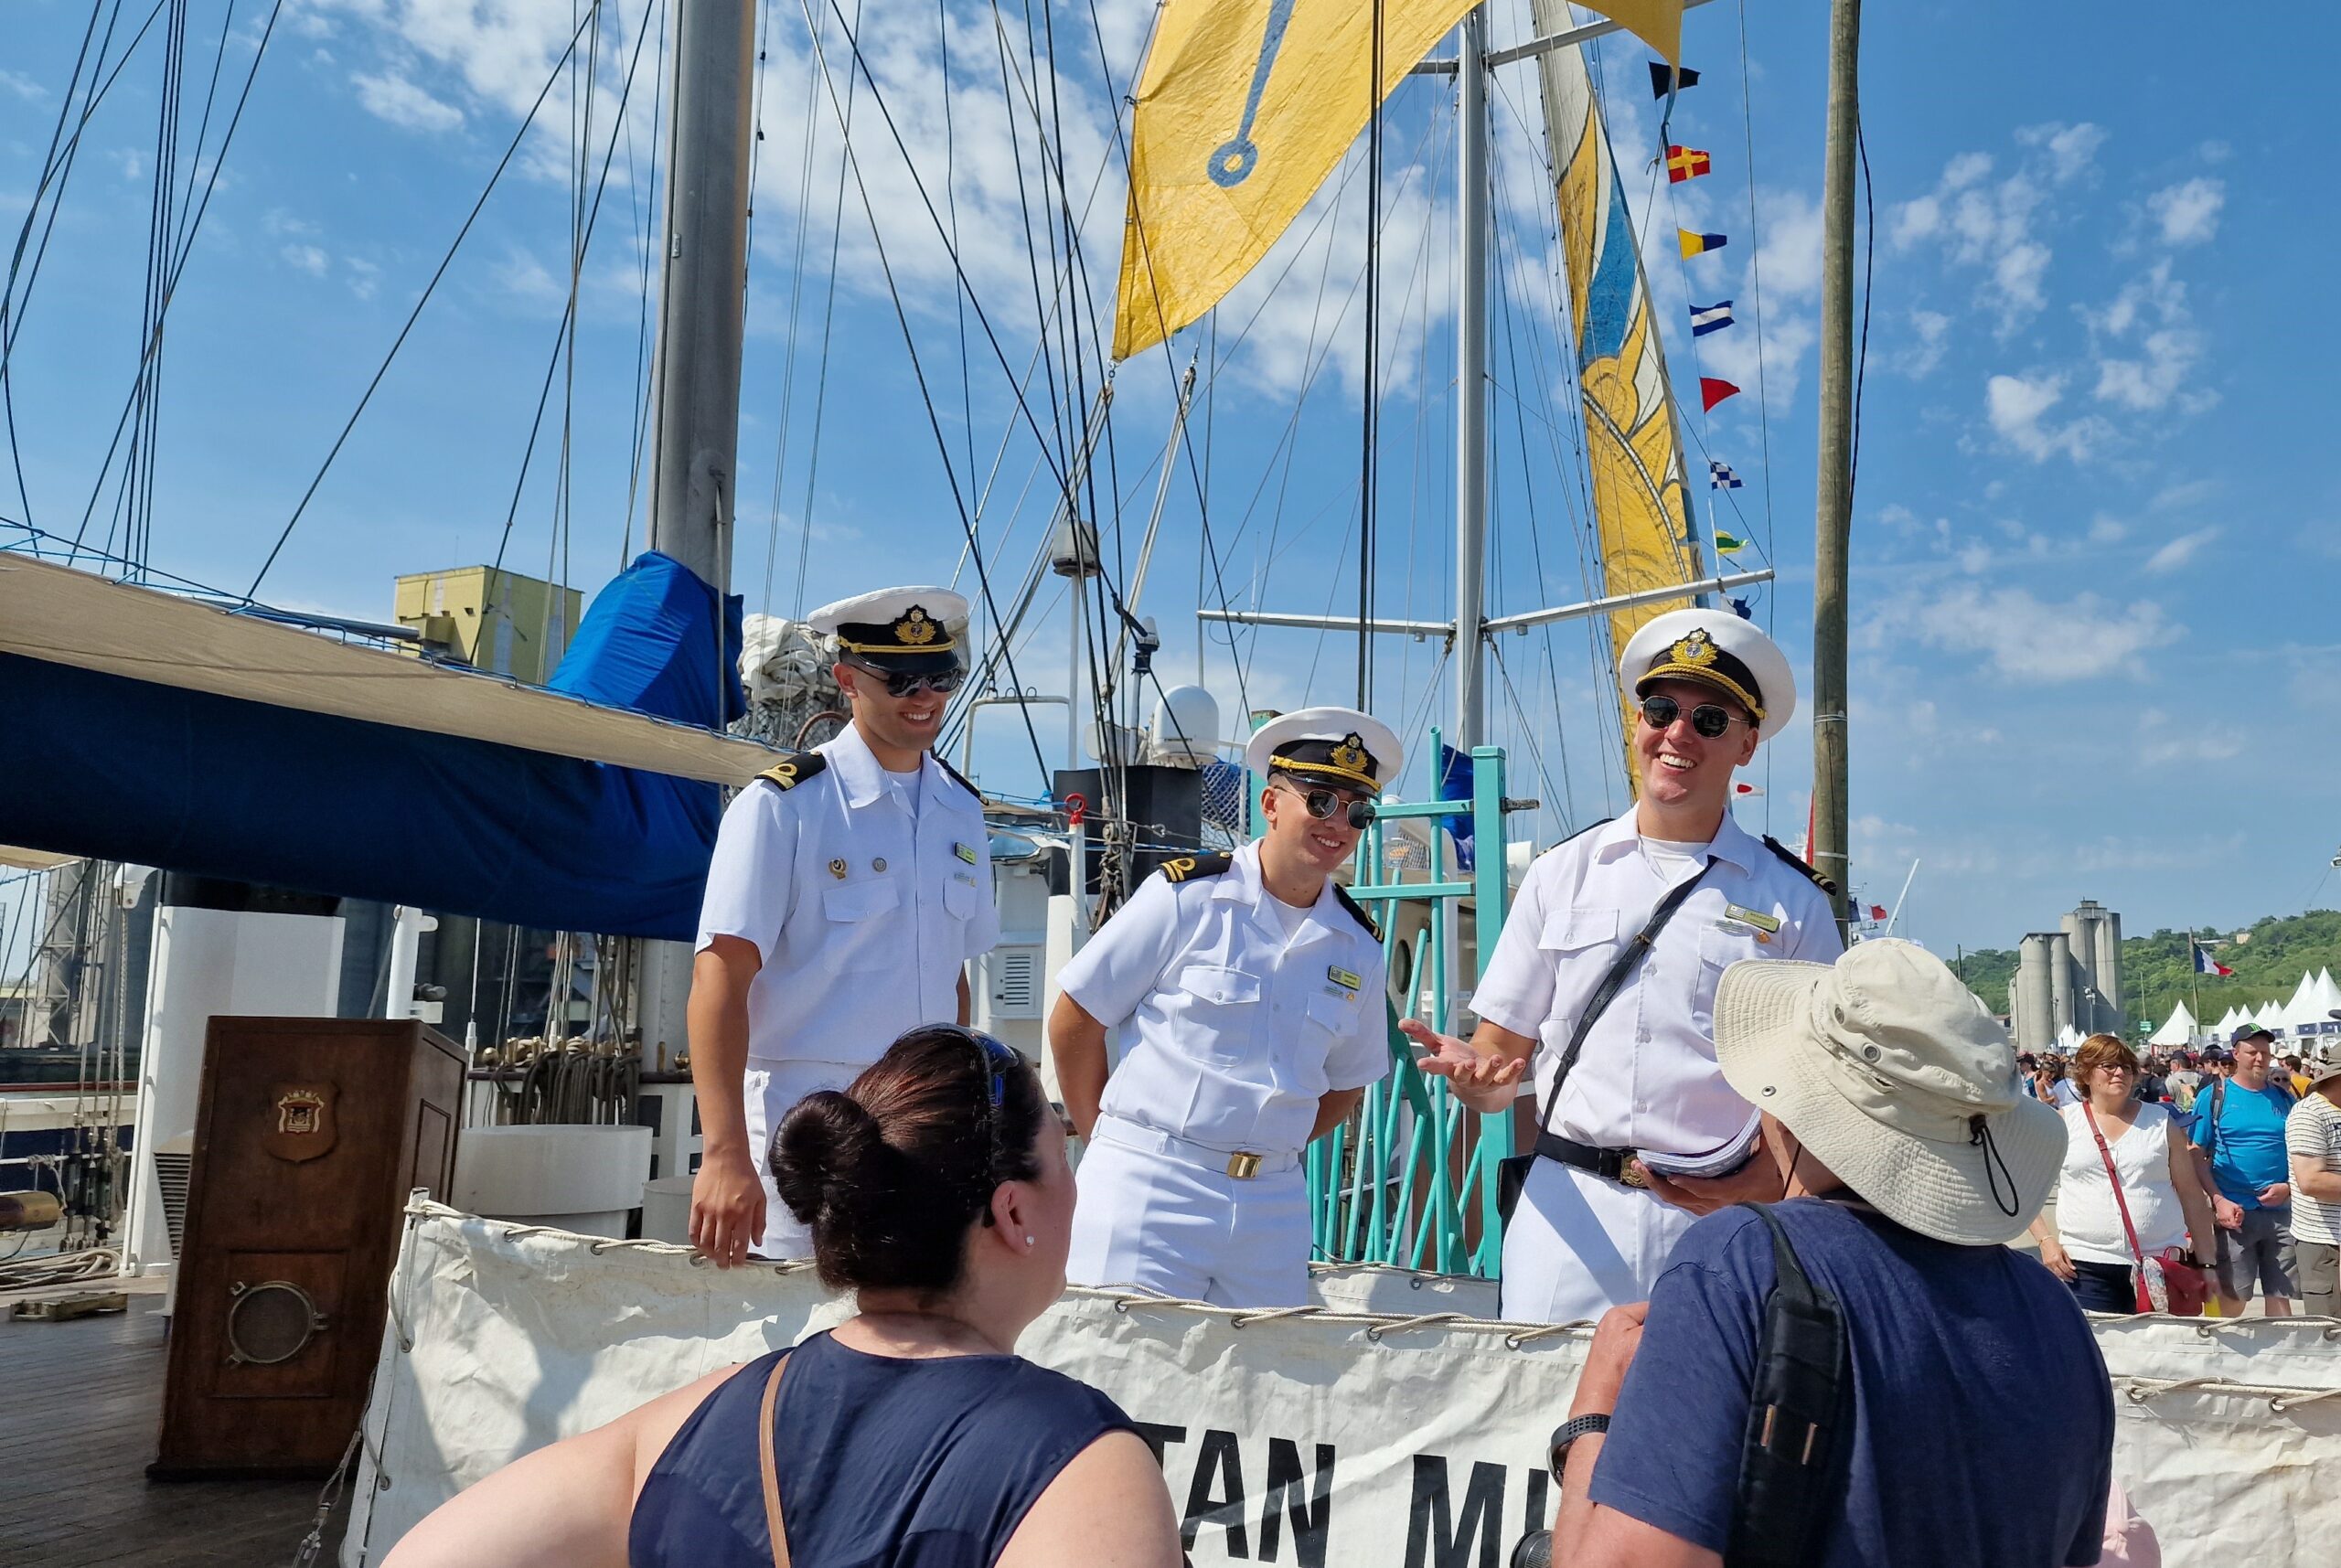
[
  {"xmin": 1156, "ymin": 852, "xmax": 1234, "ymax": 886},
  {"xmin": 1726, "ymin": 1204, "xmax": 1848, "ymax": 1568},
  {"xmin": 1528, "ymin": 859, "xmax": 1718, "ymax": 1143},
  {"xmin": 756, "ymin": 751, "xmax": 828, "ymax": 792},
  {"xmin": 1331, "ymin": 882, "xmax": 1380, "ymax": 939},
  {"xmin": 2207, "ymin": 1078, "xmax": 2224, "ymax": 1163},
  {"xmin": 1760, "ymin": 834, "xmax": 1838, "ymax": 897},
  {"xmin": 931, "ymin": 752, "xmax": 981, "ymax": 802}
]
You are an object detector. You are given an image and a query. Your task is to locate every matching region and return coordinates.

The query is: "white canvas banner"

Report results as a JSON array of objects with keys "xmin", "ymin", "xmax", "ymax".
[{"xmin": 345, "ymin": 1203, "xmax": 2341, "ymax": 1568}]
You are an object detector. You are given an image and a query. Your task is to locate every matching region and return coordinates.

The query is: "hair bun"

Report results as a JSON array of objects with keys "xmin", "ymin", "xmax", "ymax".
[{"xmin": 773, "ymin": 1090, "xmax": 885, "ymax": 1227}]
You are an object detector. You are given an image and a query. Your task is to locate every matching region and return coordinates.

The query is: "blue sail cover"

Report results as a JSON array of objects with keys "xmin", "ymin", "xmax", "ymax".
[{"xmin": 0, "ymin": 552, "xmax": 746, "ymax": 941}]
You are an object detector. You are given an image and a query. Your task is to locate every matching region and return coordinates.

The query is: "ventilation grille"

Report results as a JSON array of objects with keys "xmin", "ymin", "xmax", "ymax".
[
  {"xmin": 154, "ymin": 1151, "xmax": 193, "ymax": 1260},
  {"xmin": 989, "ymin": 948, "xmax": 1041, "ymax": 1019}
]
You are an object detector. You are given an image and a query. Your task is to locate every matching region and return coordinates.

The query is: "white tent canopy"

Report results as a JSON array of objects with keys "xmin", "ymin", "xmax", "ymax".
[
  {"xmin": 2281, "ymin": 971, "xmax": 2329, "ymax": 1033},
  {"xmin": 2148, "ymin": 1001, "xmax": 2197, "ymax": 1048},
  {"xmin": 2255, "ymin": 1000, "xmax": 2286, "ymax": 1029}
]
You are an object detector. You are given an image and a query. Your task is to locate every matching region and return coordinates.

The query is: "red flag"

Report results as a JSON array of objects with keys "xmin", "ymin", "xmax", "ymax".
[
  {"xmin": 1867, "ymin": 904, "xmax": 1888, "ymax": 923},
  {"xmin": 1734, "ymin": 782, "xmax": 1764, "ymax": 796},
  {"xmin": 1699, "ymin": 377, "xmax": 1741, "ymax": 411},
  {"xmin": 1665, "ymin": 144, "xmax": 1712, "ymax": 183}
]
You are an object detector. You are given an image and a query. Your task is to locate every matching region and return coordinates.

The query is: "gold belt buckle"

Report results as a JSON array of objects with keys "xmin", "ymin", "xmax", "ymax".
[
  {"xmin": 1616, "ymin": 1158, "xmax": 1647, "ymax": 1189},
  {"xmin": 1225, "ymin": 1151, "xmax": 1263, "ymax": 1179}
]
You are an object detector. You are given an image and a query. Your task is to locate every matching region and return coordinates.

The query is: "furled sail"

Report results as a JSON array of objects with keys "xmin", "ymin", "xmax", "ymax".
[{"xmin": 1526, "ymin": 2, "xmax": 1710, "ymax": 771}]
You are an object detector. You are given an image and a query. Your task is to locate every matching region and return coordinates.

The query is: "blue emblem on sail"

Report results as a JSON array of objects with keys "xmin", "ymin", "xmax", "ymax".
[{"xmin": 1207, "ymin": 0, "xmax": 1298, "ymax": 187}]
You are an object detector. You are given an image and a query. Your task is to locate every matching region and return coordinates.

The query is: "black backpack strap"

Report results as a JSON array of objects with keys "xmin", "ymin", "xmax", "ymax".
[{"xmin": 1725, "ymin": 1204, "xmax": 1849, "ymax": 1568}]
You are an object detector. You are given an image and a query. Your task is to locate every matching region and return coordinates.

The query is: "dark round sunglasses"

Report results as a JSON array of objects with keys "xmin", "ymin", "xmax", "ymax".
[
  {"xmin": 1274, "ymin": 778, "xmax": 1377, "ymax": 829},
  {"xmin": 848, "ymin": 658, "xmax": 967, "ymax": 699},
  {"xmin": 1639, "ymin": 693, "xmax": 1749, "ymax": 739}
]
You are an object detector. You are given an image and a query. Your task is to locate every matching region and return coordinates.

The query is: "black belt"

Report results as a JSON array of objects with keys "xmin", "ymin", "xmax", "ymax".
[{"xmin": 1534, "ymin": 1133, "xmax": 1648, "ymax": 1189}]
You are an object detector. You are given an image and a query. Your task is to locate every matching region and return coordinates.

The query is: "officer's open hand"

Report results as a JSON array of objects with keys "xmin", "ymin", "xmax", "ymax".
[
  {"xmin": 689, "ymin": 1147, "xmax": 767, "ymax": 1269},
  {"xmin": 1633, "ymin": 1137, "xmax": 1788, "ymax": 1216},
  {"xmin": 1398, "ymin": 1019, "xmax": 1527, "ymax": 1097}
]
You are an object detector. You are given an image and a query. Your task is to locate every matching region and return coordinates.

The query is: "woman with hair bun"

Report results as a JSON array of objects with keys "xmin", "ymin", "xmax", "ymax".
[{"xmin": 384, "ymin": 1025, "xmax": 1183, "ymax": 1568}]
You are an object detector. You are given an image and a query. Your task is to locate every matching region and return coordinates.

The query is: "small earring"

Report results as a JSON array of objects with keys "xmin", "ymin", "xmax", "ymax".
[{"xmin": 1023, "ymin": 1235, "xmax": 1035, "ymax": 1247}]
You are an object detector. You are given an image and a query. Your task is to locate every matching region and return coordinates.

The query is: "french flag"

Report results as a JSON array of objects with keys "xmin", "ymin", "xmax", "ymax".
[{"xmin": 2193, "ymin": 943, "xmax": 2233, "ymax": 977}]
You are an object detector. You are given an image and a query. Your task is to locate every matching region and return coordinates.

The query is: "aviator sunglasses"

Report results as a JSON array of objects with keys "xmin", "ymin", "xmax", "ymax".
[
  {"xmin": 1638, "ymin": 693, "xmax": 1750, "ymax": 740},
  {"xmin": 1273, "ymin": 778, "xmax": 1378, "ymax": 829},
  {"xmin": 847, "ymin": 659, "xmax": 967, "ymax": 699}
]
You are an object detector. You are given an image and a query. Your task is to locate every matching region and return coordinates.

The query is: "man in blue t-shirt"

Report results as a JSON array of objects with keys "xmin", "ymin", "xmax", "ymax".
[
  {"xmin": 1542, "ymin": 941, "xmax": 2111, "ymax": 1567},
  {"xmin": 2189, "ymin": 1028, "xmax": 2299, "ymax": 1317}
]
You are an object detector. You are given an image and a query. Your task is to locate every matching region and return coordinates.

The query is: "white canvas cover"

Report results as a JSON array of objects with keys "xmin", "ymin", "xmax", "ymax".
[
  {"xmin": 2148, "ymin": 1002, "xmax": 2196, "ymax": 1048},
  {"xmin": 342, "ymin": 1202, "xmax": 2341, "ymax": 1568},
  {"xmin": 2279, "ymin": 972, "xmax": 2323, "ymax": 1033}
]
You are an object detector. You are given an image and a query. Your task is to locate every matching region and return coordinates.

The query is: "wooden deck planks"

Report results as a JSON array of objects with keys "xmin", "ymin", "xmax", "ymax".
[{"xmin": 0, "ymin": 1294, "xmax": 350, "ymax": 1567}]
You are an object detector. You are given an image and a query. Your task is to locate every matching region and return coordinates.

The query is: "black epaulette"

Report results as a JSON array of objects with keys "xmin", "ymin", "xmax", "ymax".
[
  {"xmin": 1155, "ymin": 852, "xmax": 1234, "ymax": 886},
  {"xmin": 1332, "ymin": 882, "xmax": 1381, "ymax": 940},
  {"xmin": 932, "ymin": 753, "xmax": 981, "ymax": 802},
  {"xmin": 755, "ymin": 751, "xmax": 828, "ymax": 792},
  {"xmin": 1761, "ymin": 834, "xmax": 1838, "ymax": 896}
]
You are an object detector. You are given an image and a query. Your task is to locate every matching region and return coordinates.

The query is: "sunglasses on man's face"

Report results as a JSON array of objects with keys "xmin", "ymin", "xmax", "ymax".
[
  {"xmin": 849, "ymin": 660, "xmax": 967, "ymax": 699},
  {"xmin": 1275, "ymin": 780, "xmax": 1376, "ymax": 829},
  {"xmin": 1639, "ymin": 693, "xmax": 1749, "ymax": 740}
]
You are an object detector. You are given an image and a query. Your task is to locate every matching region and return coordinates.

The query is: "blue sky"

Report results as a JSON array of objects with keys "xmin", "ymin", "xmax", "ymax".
[{"xmin": 3, "ymin": 0, "xmax": 2336, "ymax": 976}]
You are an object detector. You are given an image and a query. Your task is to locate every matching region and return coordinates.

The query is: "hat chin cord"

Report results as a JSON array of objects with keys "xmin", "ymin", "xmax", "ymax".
[{"xmin": 1969, "ymin": 1115, "xmax": 2020, "ymax": 1219}]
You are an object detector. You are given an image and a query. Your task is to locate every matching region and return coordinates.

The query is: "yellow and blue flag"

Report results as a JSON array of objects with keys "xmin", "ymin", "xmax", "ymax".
[{"xmin": 1677, "ymin": 228, "xmax": 1727, "ymax": 258}]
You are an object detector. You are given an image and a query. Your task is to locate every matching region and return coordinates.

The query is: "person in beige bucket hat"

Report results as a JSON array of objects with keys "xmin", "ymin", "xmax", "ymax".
[{"xmin": 1535, "ymin": 941, "xmax": 2113, "ymax": 1568}]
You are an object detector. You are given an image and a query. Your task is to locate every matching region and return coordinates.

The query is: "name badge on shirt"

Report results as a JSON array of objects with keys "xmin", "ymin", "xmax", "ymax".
[
  {"xmin": 1327, "ymin": 966, "xmax": 1362, "ymax": 993},
  {"xmin": 1724, "ymin": 903, "xmax": 1781, "ymax": 934},
  {"xmin": 954, "ymin": 841, "xmax": 978, "ymax": 865}
]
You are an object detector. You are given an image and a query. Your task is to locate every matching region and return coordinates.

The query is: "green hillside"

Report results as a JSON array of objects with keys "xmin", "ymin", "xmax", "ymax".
[{"xmin": 1953, "ymin": 910, "xmax": 2341, "ymax": 1038}]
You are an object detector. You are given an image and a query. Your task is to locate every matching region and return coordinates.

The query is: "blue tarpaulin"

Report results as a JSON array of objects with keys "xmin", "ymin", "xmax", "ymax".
[
  {"xmin": 1437, "ymin": 744, "xmax": 1476, "ymax": 873},
  {"xmin": 0, "ymin": 553, "xmax": 747, "ymax": 941}
]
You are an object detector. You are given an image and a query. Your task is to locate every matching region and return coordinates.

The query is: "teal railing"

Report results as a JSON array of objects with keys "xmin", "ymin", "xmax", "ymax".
[{"xmin": 1299, "ymin": 738, "xmax": 1513, "ymax": 1277}]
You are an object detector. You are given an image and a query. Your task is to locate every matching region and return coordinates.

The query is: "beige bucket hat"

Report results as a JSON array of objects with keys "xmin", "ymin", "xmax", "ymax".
[
  {"xmin": 2306, "ymin": 1040, "xmax": 2341, "ymax": 1093},
  {"xmin": 1713, "ymin": 939, "xmax": 2068, "ymax": 1245}
]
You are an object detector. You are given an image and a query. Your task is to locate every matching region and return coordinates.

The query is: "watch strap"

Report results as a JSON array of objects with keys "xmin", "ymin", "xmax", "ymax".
[{"xmin": 1547, "ymin": 1413, "xmax": 1612, "ymax": 1482}]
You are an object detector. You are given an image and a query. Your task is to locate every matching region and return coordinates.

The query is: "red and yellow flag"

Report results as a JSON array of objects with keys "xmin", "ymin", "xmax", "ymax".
[{"xmin": 1664, "ymin": 144, "xmax": 1711, "ymax": 183}]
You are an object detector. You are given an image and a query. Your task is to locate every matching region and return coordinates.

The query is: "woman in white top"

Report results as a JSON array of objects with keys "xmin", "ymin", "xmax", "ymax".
[{"xmin": 2030, "ymin": 1033, "xmax": 2218, "ymax": 1314}]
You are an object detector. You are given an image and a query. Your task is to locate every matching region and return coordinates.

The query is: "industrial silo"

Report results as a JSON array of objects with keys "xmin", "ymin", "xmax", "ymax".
[
  {"xmin": 2093, "ymin": 910, "xmax": 2124, "ymax": 1030},
  {"xmin": 2047, "ymin": 931, "xmax": 2076, "ymax": 1037},
  {"xmin": 2016, "ymin": 934, "xmax": 2056, "ymax": 1053},
  {"xmin": 2062, "ymin": 908, "xmax": 2100, "ymax": 1031}
]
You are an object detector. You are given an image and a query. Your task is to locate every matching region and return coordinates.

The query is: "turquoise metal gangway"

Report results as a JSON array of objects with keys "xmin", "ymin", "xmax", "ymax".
[{"xmin": 1300, "ymin": 738, "xmax": 1516, "ymax": 1278}]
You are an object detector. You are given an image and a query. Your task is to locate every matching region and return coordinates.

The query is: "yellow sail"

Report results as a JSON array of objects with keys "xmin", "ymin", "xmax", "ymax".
[{"xmin": 1527, "ymin": 3, "xmax": 1709, "ymax": 777}]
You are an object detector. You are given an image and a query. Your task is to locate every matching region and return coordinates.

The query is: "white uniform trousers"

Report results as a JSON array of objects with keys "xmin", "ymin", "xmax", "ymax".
[
  {"xmin": 739, "ymin": 1058, "xmax": 861, "ymax": 1260},
  {"xmin": 1066, "ymin": 1122, "xmax": 1311, "ymax": 1308},
  {"xmin": 1498, "ymin": 1157, "xmax": 1699, "ymax": 1324}
]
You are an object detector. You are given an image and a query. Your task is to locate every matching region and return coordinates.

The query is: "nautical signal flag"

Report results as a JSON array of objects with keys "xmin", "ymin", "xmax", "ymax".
[
  {"xmin": 1690, "ymin": 300, "xmax": 1734, "ymax": 336},
  {"xmin": 1714, "ymin": 531, "xmax": 1747, "ymax": 553},
  {"xmin": 1699, "ymin": 377, "xmax": 1741, "ymax": 411},
  {"xmin": 1867, "ymin": 904, "xmax": 1890, "ymax": 923},
  {"xmin": 1709, "ymin": 459, "xmax": 1743, "ymax": 489},
  {"xmin": 1734, "ymin": 781, "xmax": 1764, "ymax": 796},
  {"xmin": 1650, "ymin": 62, "xmax": 1701, "ymax": 98},
  {"xmin": 1665, "ymin": 145, "xmax": 1712, "ymax": 183},
  {"xmin": 1678, "ymin": 229, "xmax": 1727, "ymax": 258}
]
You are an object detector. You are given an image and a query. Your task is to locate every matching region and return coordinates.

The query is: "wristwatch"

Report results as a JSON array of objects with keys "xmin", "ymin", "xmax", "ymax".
[{"xmin": 1547, "ymin": 1413, "xmax": 1611, "ymax": 1482}]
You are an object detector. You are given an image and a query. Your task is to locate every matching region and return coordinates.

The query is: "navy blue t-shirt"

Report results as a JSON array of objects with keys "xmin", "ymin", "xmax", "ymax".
[{"xmin": 1591, "ymin": 1200, "xmax": 2112, "ymax": 1566}]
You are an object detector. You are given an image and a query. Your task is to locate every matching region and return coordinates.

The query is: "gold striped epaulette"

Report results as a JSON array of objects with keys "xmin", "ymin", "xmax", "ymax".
[
  {"xmin": 757, "ymin": 751, "xmax": 828, "ymax": 792},
  {"xmin": 1156, "ymin": 853, "xmax": 1235, "ymax": 885},
  {"xmin": 1761, "ymin": 834, "xmax": 1838, "ymax": 896},
  {"xmin": 1332, "ymin": 883, "xmax": 1380, "ymax": 939}
]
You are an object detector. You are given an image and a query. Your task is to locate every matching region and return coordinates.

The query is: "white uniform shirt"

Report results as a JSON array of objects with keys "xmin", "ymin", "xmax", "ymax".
[
  {"xmin": 1058, "ymin": 841, "xmax": 1390, "ymax": 1157},
  {"xmin": 694, "ymin": 722, "xmax": 999, "ymax": 1068},
  {"xmin": 1470, "ymin": 812, "xmax": 1842, "ymax": 1158}
]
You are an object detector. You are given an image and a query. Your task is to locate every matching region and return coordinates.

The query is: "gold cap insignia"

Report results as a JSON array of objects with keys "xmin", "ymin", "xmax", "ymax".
[
  {"xmin": 1330, "ymin": 733, "xmax": 1369, "ymax": 773},
  {"xmin": 894, "ymin": 606, "xmax": 939, "ymax": 645},
  {"xmin": 1668, "ymin": 628, "xmax": 1719, "ymax": 667}
]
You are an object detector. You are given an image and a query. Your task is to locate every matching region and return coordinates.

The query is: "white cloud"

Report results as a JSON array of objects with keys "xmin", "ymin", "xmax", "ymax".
[
  {"xmin": 0, "ymin": 69, "xmax": 45, "ymax": 103},
  {"xmin": 345, "ymin": 256, "xmax": 381, "ymax": 300},
  {"xmin": 281, "ymin": 243, "xmax": 330, "ymax": 276},
  {"xmin": 2143, "ymin": 527, "xmax": 2218, "ymax": 574},
  {"xmin": 2088, "ymin": 515, "xmax": 2126, "ymax": 544},
  {"xmin": 1891, "ymin": 126, "xmax": 2104, "ymax": 336},
  {"xmin": 1897, "ymin": 583, "xmax": 2175, "ymax": 681},
  {"xmin": 1896, "ymin": 309, "xmax": 1951, "ymax": 378},
  {"xmin": 2084, "ymin": 260, "xmax": 2206, "ymax": 412},
  {"xmin": 2015, "ymin": 122, "xmax": 2109, "ymax": 185},
  {"xmin": 2146, "ymin": 177, "xmax": 2224, "ymax": 245},
  {"xmin": 1985, "ymin": 371, "xmax": 2108, "ymax": 463},
  {"xmin": 352, "ymin": 69, "xmax": 464, "ymax": 133},
  {"xmin": 2141, "ymin": 727, "xmax": 2243, "ymax": 764}
]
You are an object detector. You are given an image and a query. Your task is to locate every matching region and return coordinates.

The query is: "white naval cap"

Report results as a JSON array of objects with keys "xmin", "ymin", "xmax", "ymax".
[
  {"xmin": 1244, "ymin": 706, "xmax": 1404, "ymax": 796},
  {"xmin": 1621, "ymin": 607, "xmax": 1797, "ymax": 743},
  {"xmin": 805, "ymin": 585, "xmax": 970, "ymax": 673}
]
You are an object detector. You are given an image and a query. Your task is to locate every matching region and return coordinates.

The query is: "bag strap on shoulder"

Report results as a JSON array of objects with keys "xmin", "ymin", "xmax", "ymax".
[
  {"xmin": 1527, "ymin": 860, "xmax": 1717, "ymax": 1144},
  {"xmin": 1725, "ymin": 1203, "xmax": 1848, "ymax": 1568},
  {"xmin": 756, "ymin": 1351, "xmax": 795, "ymax": 1568}
]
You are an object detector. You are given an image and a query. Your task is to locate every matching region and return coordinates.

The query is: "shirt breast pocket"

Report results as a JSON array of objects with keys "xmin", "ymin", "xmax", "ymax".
[
  {"xmin": 1693, "ymin": 923, "xmax": 1768, "ymax": 1036},
  {"xmin": 1537, "ymin": 907, "xmax": 1621, "ymax": 1024},
  {"xmin": 943, "ymin": 876, "xmax": 980, "ymax": 921},
  {"xmin": 1173, "ymin": 965, "xmax": 1263, "ymax": 1067},
  {"xmin": 822, "ymin": 878, "xmax": 902, "ymax": 973}
]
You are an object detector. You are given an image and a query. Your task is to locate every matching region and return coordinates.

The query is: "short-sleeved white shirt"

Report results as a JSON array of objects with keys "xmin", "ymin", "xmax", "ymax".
[
  {"xmin": 1058, "ymin": 840, "xmax": 1390, "ymax": 1157},
  {"xmin": 2287, "ymin": 1092, "xmax": 2341, "ymax": 1246},
  {"xmin": 694, "ymin": 721, "xmax": 999, "ymax": 1068},
  {"xmin": 1470, "ymin": 811, "xmax": 1842, "ymax": 1158}
]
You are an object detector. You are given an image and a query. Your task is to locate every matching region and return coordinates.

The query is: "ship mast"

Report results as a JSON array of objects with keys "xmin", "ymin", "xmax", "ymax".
[{"xmin": 1811, "ymin": 0, "xmax": 1861, "ymax": 939}]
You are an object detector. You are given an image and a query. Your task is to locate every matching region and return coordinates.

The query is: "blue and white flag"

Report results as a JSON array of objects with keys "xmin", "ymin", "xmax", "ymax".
[
  {"xmin": 1691, "ymin": 300, "xmax": 1735, "ymax": 336},
  {"xmin": 1709, "ymin": 459, "xmax": 1744, "ymax": 490}
]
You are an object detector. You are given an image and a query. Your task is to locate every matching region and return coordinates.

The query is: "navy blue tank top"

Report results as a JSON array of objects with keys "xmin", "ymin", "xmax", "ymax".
[{"xmin": 629, "ymin": 1331, "xmax": 1136, "ymax": 1568}]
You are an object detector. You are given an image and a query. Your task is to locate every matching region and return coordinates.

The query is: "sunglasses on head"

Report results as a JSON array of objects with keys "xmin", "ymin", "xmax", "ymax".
[
  {"xmin": 1274, "ymin": 777, "xmax": 1377, "ymax": 829},
  {"xmin": 848, "ymin": 659, "xmax": 967, "ymax": 699},
  {"xmin": 1639, "ymin": 693, "xmax": 1750, "ymax": 739}
]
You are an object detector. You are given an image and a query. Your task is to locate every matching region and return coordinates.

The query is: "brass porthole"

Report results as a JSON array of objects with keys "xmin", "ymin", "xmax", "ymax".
[{"xmin": 224, "ymin": 1280, "xmax": 328, "ymax": 1366}]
